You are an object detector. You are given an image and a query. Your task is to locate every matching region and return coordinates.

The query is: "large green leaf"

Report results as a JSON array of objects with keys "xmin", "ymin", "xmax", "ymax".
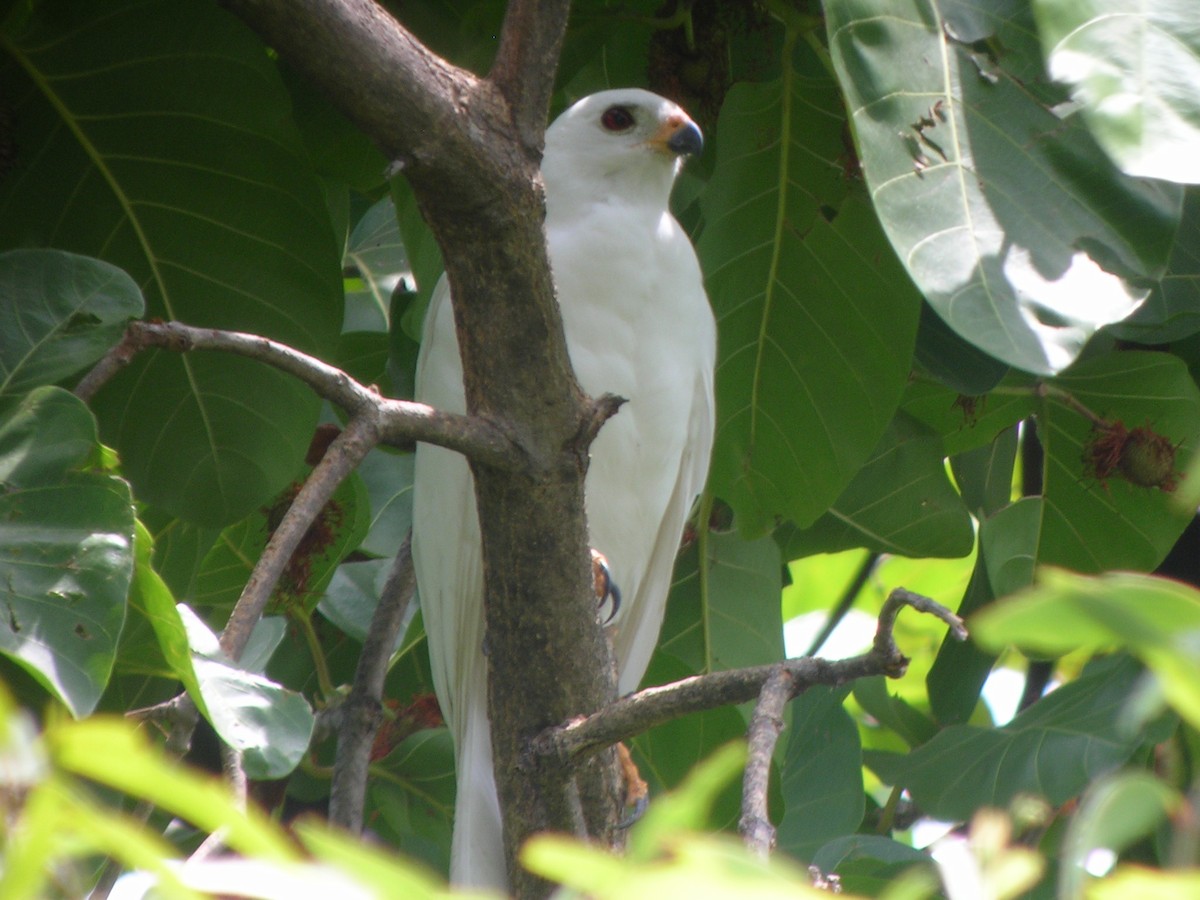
[
  {"xmin": 826, "ymin": 0, "xmax": 1182, "ymax": 375},
  {"xmin": 866, "ymin": 655, "xmax": 1148, "ymax": 820},
  {"xmin": 700, "ymin": 43, "xmax": 921, "ymax": 534},
  {"xmin": 1033, "ymin": 0, "xmax": 1200, "ymax": 184},
  {"xmin": 1111, "ymin": 186, "xmax": 1200, "ymax": 343},
  {"xmin": 658, "ymin": 532, "xmax": 784, "ymax": 678},
  {"xmin": 0, "ymin": 249, "xmax": 143, "ymax": 396},
  {"xmin": 926, "ymin": 548, "xmax": 999, "ymax": 725},
  {"xmin": 1037, "ymin": 351, "xmax": 1200, "ymax": 571},
  {"xmin": 0, "ymin": 387, "xmax": 134, "ymax": 717},
  {"xmin": 780, "ymin": 412, "xmax": 973, "ymax": 559},
  {"xmin": 972, "ymin": 568, "xmax": 1200, "ymax": 730},
  {"xmin": 0, "ymin": 0, "xmax": 342, "ymax": 526},
  {"xmin": 639, "ymin": 532, "xmax": 785, "ymax": 825},
  {"xmin": 776, "ymin": 687, "xmax": 864, "ymax": 862}
]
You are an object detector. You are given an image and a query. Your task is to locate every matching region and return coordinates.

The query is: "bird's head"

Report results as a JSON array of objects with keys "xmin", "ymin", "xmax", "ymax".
[{"xmin": 542, "ymin": 89, "xmax": 703, "ymax": 215}]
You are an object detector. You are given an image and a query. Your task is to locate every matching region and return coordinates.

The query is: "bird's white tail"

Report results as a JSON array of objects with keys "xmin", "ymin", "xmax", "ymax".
[{"xmin": 450, "ymin": 691, "xmax": 507, "ymax": 889}]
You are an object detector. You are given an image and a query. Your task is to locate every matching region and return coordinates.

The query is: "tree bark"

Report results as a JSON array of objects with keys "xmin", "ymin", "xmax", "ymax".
[{"xmin": 219, "ymin": 1, "xmax": 620, "ymax": 895}]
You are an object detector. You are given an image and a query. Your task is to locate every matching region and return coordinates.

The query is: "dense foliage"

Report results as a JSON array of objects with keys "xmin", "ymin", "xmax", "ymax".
[{"xmin": 2, "ymin": 0, "xmax": 1200, "ymax": 896}]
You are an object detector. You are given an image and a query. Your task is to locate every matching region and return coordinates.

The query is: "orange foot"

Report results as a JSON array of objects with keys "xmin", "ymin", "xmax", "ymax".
[{"xmin": 616, "ymin": 742, "xmax": 648, "ymax": 826}]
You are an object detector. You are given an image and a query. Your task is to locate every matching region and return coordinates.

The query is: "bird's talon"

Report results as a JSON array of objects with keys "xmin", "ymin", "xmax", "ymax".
[
  {"xmin": 618, "ymin": 793, "xmax": 649, "ymax": 830},
  {"xmin": 591, "ymin": 549, "xmax": 622, "ymax": 622}
]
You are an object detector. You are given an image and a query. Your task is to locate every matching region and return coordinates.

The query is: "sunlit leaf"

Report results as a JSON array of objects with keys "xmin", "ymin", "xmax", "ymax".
[
  {"xmin": 827, "ymin": 0, "xmax": 1181, "ymax": 374},
  {"xmin": 1033, "ymin": 0, "xmax": 1200, "ymax": 183},
  {"xmin": 972, "ymin": 568, "xmax": 1200, "ymax": 729},
  {"xmin": 0, "ymin": 388, "xmax": 133, "ymax": 717}
]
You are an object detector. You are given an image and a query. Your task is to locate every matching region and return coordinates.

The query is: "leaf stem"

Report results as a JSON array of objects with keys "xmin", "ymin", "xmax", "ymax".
[{"xmin": 291, "ymin": 608, "xmax": 336, "ymax": 703}]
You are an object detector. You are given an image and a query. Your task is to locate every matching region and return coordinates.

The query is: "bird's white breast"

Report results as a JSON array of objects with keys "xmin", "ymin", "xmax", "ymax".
[{"xmin": 547, "ymin": 198, "xmax": 714, "ymax": 645}]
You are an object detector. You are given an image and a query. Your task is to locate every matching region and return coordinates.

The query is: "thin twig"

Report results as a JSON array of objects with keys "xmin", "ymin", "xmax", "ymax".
[
  {"xmin": 740, "ymin": 666, "xmax": 793, "ymax": 858},
  {"xmin": 328, "ymin": 537, "xmax": 417, "ymax": 832}
]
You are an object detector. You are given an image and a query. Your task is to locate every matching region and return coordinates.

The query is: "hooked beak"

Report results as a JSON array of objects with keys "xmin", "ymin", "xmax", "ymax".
[{"xmin": 647, "ymin": 115, "xmax": 704, "ymax": 158}]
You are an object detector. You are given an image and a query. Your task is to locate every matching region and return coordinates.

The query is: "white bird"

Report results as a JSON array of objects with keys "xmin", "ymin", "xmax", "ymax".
[{"xmin": 411, "ymin": 88, "xmax": 716, "ymax": 890}]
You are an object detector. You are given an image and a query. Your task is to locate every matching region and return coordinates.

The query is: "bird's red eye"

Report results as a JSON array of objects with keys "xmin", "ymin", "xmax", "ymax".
[{"xmin": 600, "ymin": 106, "xmax": 635, "ymax": 132}]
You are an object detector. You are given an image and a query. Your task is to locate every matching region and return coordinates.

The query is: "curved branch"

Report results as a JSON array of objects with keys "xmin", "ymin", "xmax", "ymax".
[
  {"xmin": 530, "ymin": 589, "xmax": 966, "ymax": 766},
  {"xmin": 75, "ymin": 320, "xmax": 525, "ymax": 471}
]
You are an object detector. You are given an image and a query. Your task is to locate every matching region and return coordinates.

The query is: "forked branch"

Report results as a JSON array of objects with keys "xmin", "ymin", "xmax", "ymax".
[{"xmin": 529, "ymin": 589, "xmax": 966, "ymax": 769}]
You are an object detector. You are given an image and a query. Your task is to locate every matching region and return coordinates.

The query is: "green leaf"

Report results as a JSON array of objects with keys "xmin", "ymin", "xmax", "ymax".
[
  {"xmin": 913, "ymin": 302, "xmax": 1009, "ymax": 395},
  {"xmin": 354, "ymin": 448, "xmax": 414, "ymax": 560},
  {"xmin": 980, "ymin": 498, "xmax": 1041, "ymax": 597},
  {"xmin": 319, "ymin": 558, "xmax": 390, "ymax": 643},
  {"xmin": 627, "ymin": 741, "xmax": 748, "ymax": 858},
  {"xmin": 1060, "ymin": 771, "xmax": 1178, "ymax": 900},
  {"xmin": 865, "ymin": 655, "xmax": 1148, "ymax": 820},
  {"xmin": 294, "ymin": 820, "xmax": 449, "ymax": 899},
  {"xmin": 0, "ymin": 387, "xmax": 134, "ymax": 717},
  {"xmin": 852, "ymin": 677, "xmax": 937, "ymax": 748},
  {"xmin": 131, "ymin": 520, "xmax": 203, "ymax": 704},
  {"xmin": 633, "ymin": 653, "xmax": 748, "ymax": 830},
  {"xmin": 776, "ymin": 687, "xmax": 864, "ymax": 861},
  {"xmin": 780, "ymin": 413, "xmax": 973, "ymax": 558},
  {"xmin": 390, "ymin": 180, "xmax": 444, "ymax": 342},
  {"xmin": 826, "ymin": 0, "xmax": 1182, "ymax": 374},
  {"xmin": 0, "ymin": 249, "xmax": 143, "ymax": 396},
  {"xmin": 950, "ymin": 425, "xmax": 1018, "ymax": 518},
  {"xmin": 179, "ymin": 605, "xmax": 315, "ymax": 779},
  {"xmin": 700, "ymin": 45, "xmax": 920, "ymax": 534},
  {"xmin": 343, "ymin": 196, "xmax": 409, "ymax": 335},
  {"xmin": 902, "ymin": 376, "xmax": 1034, "ymax": 458},
  {"xmin": 810, "ymin": 834, "xmax": 930, "ymax": 871},
  {"xmin": 49, "ymin": 716, "xmax": 297, "ymax": 861},
  {"xmin": 971, "ymin": 568, "xmax": 1200, "ymax": 730},
  {"xmin": 367, "ymin": 728, "xmax": 455, "ymax": 878},
  {"xmin": 926, "ymin": 549, "xmax": 1000, "ymax": 726},
  {"xmin": 1088, "ymin": 868, "xmax": 1200, "ymax": 899},
  {"xmin": 190, "ymin": 471, "xmax": 369, "ymax": 616},
  {"xmin": 658, "ymin": 532, "xmax": 784, "ymax": 677},
  {"xmin": 1033, "ymin": 0, "xmax": 1200, "ymax": 183},
  {"xmin": 0, "ymin": 0, "xmax": 342, "ymax": 526},
  {"xmin": 1038, "ymin": 351, "xmax": 1200, "ymax": 572},
  {"xmin": 1111, "ymin": 187, "xmax": 1200, "ymax": 343}
]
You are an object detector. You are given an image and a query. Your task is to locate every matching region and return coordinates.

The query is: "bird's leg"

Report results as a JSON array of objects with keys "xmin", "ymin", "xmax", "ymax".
[
  {"xmin": 590, "ymin": 549, "xmax": 622, "ymax": 623},
  {"xmin": 615, "ymin": 742, "xmax": 649, "ymax": 827}
]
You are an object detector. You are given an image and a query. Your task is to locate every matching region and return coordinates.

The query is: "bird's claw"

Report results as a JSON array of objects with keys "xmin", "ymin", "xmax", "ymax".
[
  {"xmin": 616, "ymin": 741, "xmax": 649, "ymax": 829},
  {"xmin": 591, "ymin": 549, "xmax": 622, "ymax": 623}
]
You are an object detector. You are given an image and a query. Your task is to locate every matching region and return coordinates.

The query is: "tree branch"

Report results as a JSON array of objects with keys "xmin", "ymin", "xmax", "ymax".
[
  {"xmin": 220, "ymin": 414, "xmax": 377, "ymax": 661},
  {"xmin": 530, "ymin": 589, "xmax": 967, "ymax": 766},
  {"xmin": 491, "ymin": 0, "xmax": 572, "ymax": 147},
  {"xmin": 328, "ymin": 537, "xmax": 416, "ymax": 831},
  {"xmin": 217, "ymin": 3, "xmax": 622, "ymax": 893},
  {"xmin": 740, "ymin": 667, "xmax": 792, "ymax": 858},
  {"xmin": 74, "ymin": 320, "xmax": 524, "ymax": 470}
]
